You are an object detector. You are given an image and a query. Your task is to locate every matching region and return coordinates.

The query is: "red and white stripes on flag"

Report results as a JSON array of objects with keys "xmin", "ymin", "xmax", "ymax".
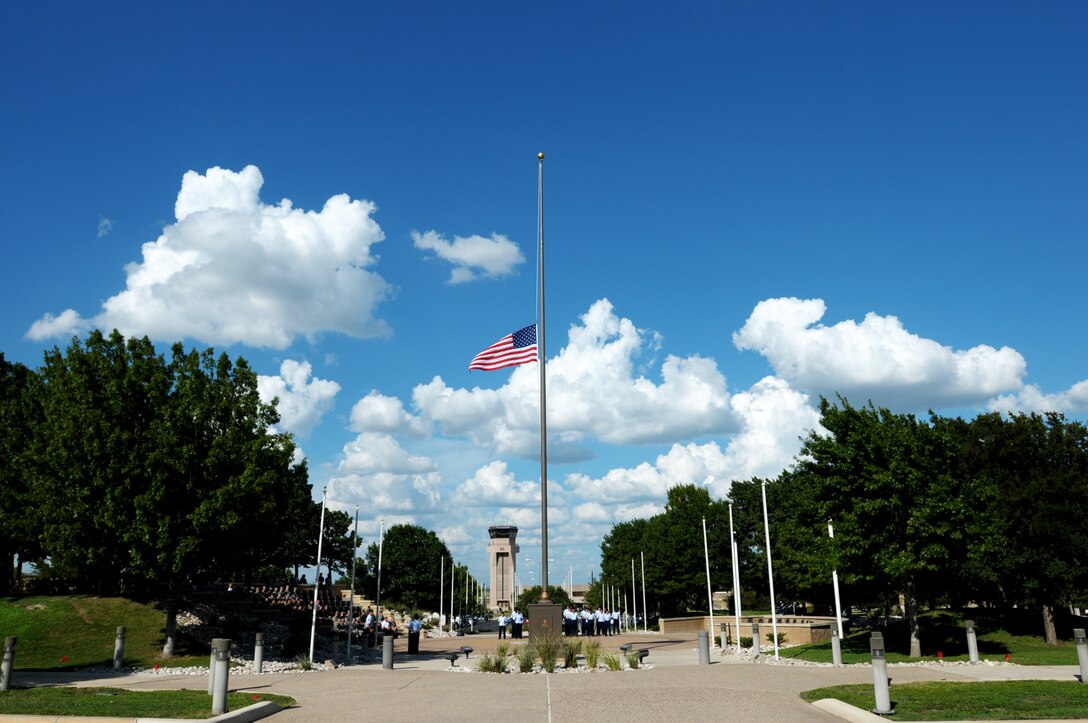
[{"xmin": 469, "ymin": 324, "xmax": 538, "ymax": 371}]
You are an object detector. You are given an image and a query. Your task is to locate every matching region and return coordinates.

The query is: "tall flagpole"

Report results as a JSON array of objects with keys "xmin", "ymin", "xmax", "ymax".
[
  {"xmin": 702, "ymin": 517, "xmax": 716, "ymax": 649},
  {"xmin": 537, "ymin": 151, "xmax": 550, "ymax": 601},
  {"xmin": 761, "ymin": 481, "xmax": 780, "ymax": 659},
  {"xmin": 308, "ymin": 487, "xmax": 327, "ymax": 664}
]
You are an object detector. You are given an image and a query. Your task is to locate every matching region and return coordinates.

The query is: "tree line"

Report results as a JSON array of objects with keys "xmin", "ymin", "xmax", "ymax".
[
  {"xmin": 0, "ymin": 331, "xmax": 367, "ymax": 651},
  {"xmin": 598, "ymin": 397, "xmax": 1088, "ymax": 654}
]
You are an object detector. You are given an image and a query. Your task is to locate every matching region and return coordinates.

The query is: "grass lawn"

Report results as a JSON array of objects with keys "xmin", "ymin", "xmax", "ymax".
[
  {"xmin": 0, "ymin": 595, "xmax": 208, "ymax": 670},
  {"xmin": 0, "ymin": 687, "xmax": 295, "ymax": 718},
  {"xmin": 777, "ymin": 609, "xmax": 1086, "ymax": 666},
  {"xmin": 801, "ymin": 680, "xmax": 1088, "ymax": 721}
]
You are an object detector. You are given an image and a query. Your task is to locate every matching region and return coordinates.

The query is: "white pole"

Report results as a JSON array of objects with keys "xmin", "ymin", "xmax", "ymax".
[
  {"xmin": 347, "ymin": 504, "xmax": 359, "ymax": 660},
  {"xmin": 308, "ymin": 487, "xmax": 327, "ymax": 663},
  {"xmin": 640, "ymin": 551, "xmax": 648, "ymax": 632},
  {"xmin": 376, "ymin": 517, "xmax": 385, "ymax": 620},
  {"xmin": 829, "ymin": 520, "xmax": 844, "ymax": 639},
  {"xmin": 702, "ymin": 517, "xmax": 716, "ymax": 649},
  {"xmin": 631, "ymin": 558, "xmax": 637, "ymax": 631},
  {"xmin": 729, "ymin": 503, "xmax": 742, "ymax": 654},
  {"xmin": 449, "ymin": 560, "xmax": 454, "ymax": 628},
  {"xmin": 761, "ymin": 481, "xmax": 779, "ymax": 659},
  {"xmin": 440, "ymin": 556, "xmax": 445, "ymax": 629}
]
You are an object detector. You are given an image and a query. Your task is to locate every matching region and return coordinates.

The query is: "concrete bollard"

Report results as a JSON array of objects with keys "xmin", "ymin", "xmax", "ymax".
[
  {"xmin": 211, "ymin": 638, "xmax": 230, "ymax": 715},
  {"xmin": 698, "ymin": 631, "xmax": 710, "ymax": 665},
  {"xmin": 1075, "ymin": 628, "xmax": 1088, "ymax": 684},
  {"xmin": 254, "ymin": 633, "xmax": 264, "ymax": 674},
  {"xmin": 1, "ymin": 637, "xmax": 15, "ymax": 691},
  {"xmin": 751, "ymin": 621, "xmax": 761, "ymax": 660},
  {"xmin": 113, "ymin": 626, "xmax": 126, "ymax": 671},
  {"xmin": 208, "ymin": 644, "xmax": 216, "ymax": 695},
  {"xmin": 870, "ymin": 632, "xmax": 894, "ymax": 715},
  {"xmin": 382, "ymin": 632, "xmax": 394, "ymax": 670},
  {"xmin": 965, "ymin": 620, "xmax": 979, "ymax": 664},
  {"xmin": 832, "ymin": 626, "xmax": 843, "ymax": 666},
  {"xmin": 720, "ymin": 622, "xmax": 729, "ymax": 651}
]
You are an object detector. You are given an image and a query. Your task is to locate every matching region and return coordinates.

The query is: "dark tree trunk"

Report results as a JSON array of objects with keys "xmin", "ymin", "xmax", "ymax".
[
  {"xmin": 1042, "ymin": 604, "xmax": 1058, "ymax": 645},
  {"xmin": 162, "ymin": 597, "xmax": 178, "ymax": 657},
  {"xmin": 906, "ymin": 578, "xmax": 922, "ymax": 658}
]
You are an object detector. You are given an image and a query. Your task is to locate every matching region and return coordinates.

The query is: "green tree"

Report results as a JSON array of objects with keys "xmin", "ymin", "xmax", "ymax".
[
  {"xmin": 793, "ymin": 397, "xmax": 966, "ymax": 657},
  {"xmin": 32, "ymin": 331, "xmax": 173, "ymax": 594},
  {"xmin": 0, "ymin": 354, "xmax": 42, "ymax": 594},
  {"xmin": 364, "ymin": 524, "xmax": 452, "ymax": 611},
  {"xmin": 516, "ymin": 585, "xmax": 572, "ymax": 611},
  {"xmin": 599, "ymin": 485, "xmax": 730, "ymax": 619},
  {"xmin": 29, "ymin": 331, "xmax": 314, "ymax": 655},
  {"xmin": 950, "ymin": 412, "xmax": 1088, "ymax": 643}
]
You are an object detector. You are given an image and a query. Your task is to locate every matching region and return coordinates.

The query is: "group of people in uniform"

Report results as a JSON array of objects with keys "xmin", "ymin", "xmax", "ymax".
[
  {"xmin": 563, "ymin": 605, "xmax": 621, "ymax": 636},
  {"xmin": 495, "ymin": 605, "xmax": 624, "ymax": 638}
]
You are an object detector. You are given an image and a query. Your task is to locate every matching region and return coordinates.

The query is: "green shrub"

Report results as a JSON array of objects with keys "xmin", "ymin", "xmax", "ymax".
[
  {"xmin": 495, "ymin": 642, "xmax": 510, "ymax": 659},
  {"xmin": 476, "ymin": 655, "xmax": 507, "ymax": 673},
  {"xmin": 767, "ymin": 632, "xmax": 787, "ymax": 646},
  {"xmin": 532, "ymin": 631, "xmax": 562, "ymax": 673},
  {"xmin": 740, "ymin": 636, "xmax": 753, "ymax": 648},
  {"xmin": 602, "ymin": 653, "xmax": 622, "ymax": 671},
  {"xmin": 626, "ymin": 651, "xmax": 641, "ymax": 669},
  {"xmin": 516, "ymin": 646, "xmax": 536, "ymax": 672},
  {"xmin": 562, "ymin": 639, "xmax": 583, "ymax": 668},
  {"xmin": 584, "ymin": 640, "xmax": 602, "ymax": 669}
]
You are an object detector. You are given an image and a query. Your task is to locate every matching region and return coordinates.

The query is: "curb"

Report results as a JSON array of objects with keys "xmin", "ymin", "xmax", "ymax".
[
  {"xmin": 810, "ymin": 698, "xmax": 889, "ymax": 723},
  {"xmin": 0, "ymin": 701, "xmax": 282, "ymax": 723}
]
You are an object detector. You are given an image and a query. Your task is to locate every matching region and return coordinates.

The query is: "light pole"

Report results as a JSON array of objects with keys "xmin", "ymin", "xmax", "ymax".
[
  {"xmin": 829, "ymin": 519, "xmax": 844, "ymax": 639},
  {"xmin": 376, "ymin": 517, "xmax": 385, "ymax": 620}
]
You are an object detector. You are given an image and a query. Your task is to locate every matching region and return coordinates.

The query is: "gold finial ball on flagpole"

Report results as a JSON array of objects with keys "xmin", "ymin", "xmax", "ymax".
[{"xmin": 538, "ymin": 152, "xmax": 544, "ymax": 160}]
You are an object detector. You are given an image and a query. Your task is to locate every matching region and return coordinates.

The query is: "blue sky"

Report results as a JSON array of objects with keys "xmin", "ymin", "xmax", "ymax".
[{"xmin": 2, "ymin": 1, "xmax": 1086, "ymax": 591}]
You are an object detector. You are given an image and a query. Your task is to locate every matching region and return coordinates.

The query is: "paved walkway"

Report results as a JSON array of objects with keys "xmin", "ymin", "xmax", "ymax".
[{"xmin": 6, "ymin": 632, "xmax": 1088, "ymax": 722}]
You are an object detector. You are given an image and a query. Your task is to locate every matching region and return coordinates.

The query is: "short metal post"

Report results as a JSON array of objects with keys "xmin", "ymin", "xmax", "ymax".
[
  {"xmin": 832, "ymin": 626, "xmax": 843, "ymax": 666},
  {"xmin": 1075, "ymin": 628, "xmax": 1088, "ymax": 684},
  {"xmin": 1, "ymin": 637, "xmax": 15, "ymax": 691},
  {"xmin": 720, "ymin": 622, "xmax": 729, "ymax": 650},
  {"xmin": 113, "ymin": 626, "xmax": 126, "ymax": 671},
  {"xmin": 965, "ymin": 620, "xmax": 979, "ymax": 664},
  {"xmin": 254, "ymin": 633, "xmax": 264, "ymax": 674},
  {"xmin": 751, "ymin": 621, "xmax": 761, "ymax": 660},
  {"xmin": 870, "ymin": 632, "xmax": 893, "ymax": 715},
  {"xmin": 382, "ymin": 631, "xmax": 394, "ymax": 669},
  {"xmin": 698, "ymin": 631, "xmax": 710, "ymax": 665},
  {"xmin": 211, "ymin": 638, "xmax": 230, "ymax": 715}
]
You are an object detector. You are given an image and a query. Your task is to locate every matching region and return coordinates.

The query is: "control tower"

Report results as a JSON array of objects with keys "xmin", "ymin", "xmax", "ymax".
[{"xmin": 487, "ymin": 525, "xmax": 518, "ymax": 611}]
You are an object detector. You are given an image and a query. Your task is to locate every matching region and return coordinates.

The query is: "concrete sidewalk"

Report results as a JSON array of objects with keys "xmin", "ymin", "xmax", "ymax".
[{"xmin": 5, "ymin": 632, "xmax": 1087, "ymax": 723}]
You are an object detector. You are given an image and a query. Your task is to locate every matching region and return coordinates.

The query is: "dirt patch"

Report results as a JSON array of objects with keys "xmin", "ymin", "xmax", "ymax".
[
  {"xmin": 71, "ymin": 599, "xmax": 94, "ymax": 625},
  {"xmin": 25, "ymin": 603, "xmax": 46, "ymax": 611}
]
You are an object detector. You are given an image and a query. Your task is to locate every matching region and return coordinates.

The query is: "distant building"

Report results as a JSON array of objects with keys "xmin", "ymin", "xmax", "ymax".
[{"xmin": 487, "ymin": 525, "xmax": 518, "ymax": 610}]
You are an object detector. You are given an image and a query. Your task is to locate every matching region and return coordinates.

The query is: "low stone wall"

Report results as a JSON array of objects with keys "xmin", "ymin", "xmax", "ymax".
[{"xmin": 660, "ymin": 615, "xmax": 844, "ymax": 645}]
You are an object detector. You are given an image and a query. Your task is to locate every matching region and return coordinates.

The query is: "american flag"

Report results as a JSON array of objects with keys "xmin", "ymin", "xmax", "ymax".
[{"xmin": 469, "ymin": 324, "xmax": 538, "ymax": 371}]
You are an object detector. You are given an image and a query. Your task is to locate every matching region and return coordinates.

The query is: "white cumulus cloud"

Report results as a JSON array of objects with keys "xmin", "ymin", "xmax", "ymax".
[
  {"xmin": 25, "ymin": 309, "xmax": 86, "ymax": 341},
  {"xmin": 988, "ymin": 380, "xmax": 1088, "ymax": 416},
  {"xmin": 412, "ymin": 229, "xmax": 524, "ymax": 283},
  {"xmin": 733, "ymin": 297, "xmax": 1026, "ymax": 408},
  {"xmin": 413, "ymin": 299, "xmax": 735, "ymax": 459},
  {"xmin": 350, "ymin": 390, "xmax": 430, "ymax": 437},
  {"xmin": 452, "ymin": 461, "xmax": 540, "ymax": 507},
  {"xmin": 257, "ymin": 359, "xmax": 340, "ymax": 438},
  {"xmin": 28, "ymin": 165, "xmax": 392, "ymax": 349},
  {"xmin": 327, "ymin": 432, "xmax": 442, "ymax": 513}
]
